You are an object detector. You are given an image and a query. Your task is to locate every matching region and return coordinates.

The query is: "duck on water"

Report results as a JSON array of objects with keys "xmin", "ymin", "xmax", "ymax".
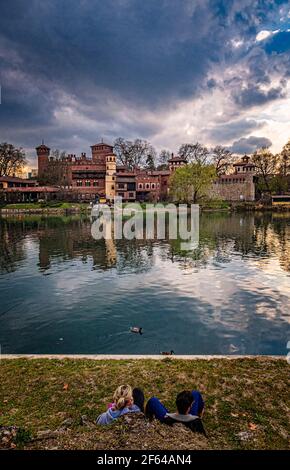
[{"xmin": 130, "ymin": 326, "xmax": 143, "ymax": 335}]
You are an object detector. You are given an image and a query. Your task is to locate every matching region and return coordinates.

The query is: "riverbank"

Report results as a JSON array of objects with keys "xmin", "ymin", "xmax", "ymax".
[
  {"xmin": 0, "ymin": 202, "xmax": 90, "ymax": 215},
  {"xmin": 0, "ymin": 357, "xmax": 289, "ymax": 450},
  {"xmin": 1, "ymin": 201, "xmax": 290, "ymax": 215}
]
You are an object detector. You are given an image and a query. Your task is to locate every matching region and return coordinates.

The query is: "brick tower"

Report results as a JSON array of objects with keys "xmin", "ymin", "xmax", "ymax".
[
  {"xmin": 36, "ymin": 143, "xmax": 50, "ymax": 180},
  {"xmin": 91, "ymin": 142, "xmax": 114, "ymax": 165}
]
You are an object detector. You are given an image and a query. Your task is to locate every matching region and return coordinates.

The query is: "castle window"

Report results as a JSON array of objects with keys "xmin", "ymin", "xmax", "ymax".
[
  {"xmin": 129, "ymin": 192, "xmax": 134, "ymax": 198},
  {"xmin": 77, "ymin": 181, "xmax": 82, "ymax": 187},
  {"xmin": 118, "ymin": 183, "xmax": 125, "ymax": 189},
  {"xmin": 146, "ymin": 183, "xmax": 150, "ymax": 189},
  {"xmin": 151, "ymin": 183, "xmax": 155, "ymax": 189},
  {"xmin": 93, "ymin": 181, "xmax": 98, "ymax": 187},
  {"xmin": 138, "ymin": 183, "xmax": 143, "ymax": 189},
  {"xmin": 111, "ymin": 185, "xmax": 114, "ymax": 190},
  {"xmin": 85, "ymin": 181, "xmax": 91, "ymax": 187}
]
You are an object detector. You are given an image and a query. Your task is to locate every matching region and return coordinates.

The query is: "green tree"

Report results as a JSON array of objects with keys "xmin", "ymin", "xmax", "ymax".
[
  {"xmin": 169, "ymin": 163, "xmax": 216, "ymax": 203},
  {"xmin": 269, "ymin": 176, "xmax": 288, "ymax": 194},
  {"xmin": 0, "ymin": 143, "xmax": 26, "ymax": 177},
  {"xmin": 145, "ymin": 154, "xmax": 156, "ymax": 170}
]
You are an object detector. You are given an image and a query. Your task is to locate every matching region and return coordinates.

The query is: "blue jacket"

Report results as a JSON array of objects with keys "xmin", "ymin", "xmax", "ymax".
[{"xmin": 96, "ymin": 404, "xmax": 141, "ymax": 425}]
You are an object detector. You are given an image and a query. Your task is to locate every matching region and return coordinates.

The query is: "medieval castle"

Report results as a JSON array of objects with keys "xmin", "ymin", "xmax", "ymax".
[
  {"xmin": 0, "ymin": 142, "xmax": 256, "ymax": 203},
  {"xmin": 36, "ymin": 142, "xmax": 256, "ymax": 203}
]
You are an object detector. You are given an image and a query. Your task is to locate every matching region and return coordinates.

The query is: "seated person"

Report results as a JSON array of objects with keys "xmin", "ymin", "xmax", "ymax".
[
  {"xmin": 145, "ymin": 390, "xmax": 206, "ymax": 435},
  {"xmin": 97, "ymin": 385, "xmax": 144, "ymax": 425}
]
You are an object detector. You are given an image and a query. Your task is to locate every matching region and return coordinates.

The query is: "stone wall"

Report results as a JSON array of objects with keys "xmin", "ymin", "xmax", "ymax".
[{"xmin": 209, "ymin": 177, "xmax": 255, "ymax": 201}]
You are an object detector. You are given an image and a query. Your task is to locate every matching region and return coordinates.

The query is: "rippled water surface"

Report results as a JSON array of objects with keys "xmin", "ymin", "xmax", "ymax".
[{"xmin": 0, "ymin": 212, "xmax": 289, "ymax": 354}]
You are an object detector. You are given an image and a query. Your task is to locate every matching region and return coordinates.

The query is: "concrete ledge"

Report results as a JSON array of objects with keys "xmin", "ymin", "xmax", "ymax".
[{"xmin": 0, "ymin": 354, "xmax": 285, "ymax": 360}]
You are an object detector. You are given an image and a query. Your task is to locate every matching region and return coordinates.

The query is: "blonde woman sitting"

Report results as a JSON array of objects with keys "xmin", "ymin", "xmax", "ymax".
[{"xmin": 96, "ymin": 385, "xmax": 144, "ymax": 425}]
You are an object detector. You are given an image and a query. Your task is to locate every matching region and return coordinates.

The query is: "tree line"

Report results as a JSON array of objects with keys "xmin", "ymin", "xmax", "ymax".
[{"xmin": 113, "ymin": 138, "xmax": 235, "ymax": 176}]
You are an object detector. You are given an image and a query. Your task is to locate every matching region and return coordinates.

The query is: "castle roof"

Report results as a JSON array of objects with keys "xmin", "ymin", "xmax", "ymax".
[
  {"xmin": 0, "ymin": 176, "xmax": 36, "ymax": 184},
  {"xmin": 90, "ymin": 142, "xmax": 113, "ymax": 148},
  {"xmin": 233, "ymin": 161, "xmax": 255, "ymax": 167},
  {"xmin": 1, "ymin": 186, "xmax": 59, "ymax": 192},
  {"xmin": 36, "ymin": 143, "xmax": 50, "ymax": 151},
  {"xmin": 233, "ymin": 155, "xmax": 255, "ymax": 167},
  {"xmin": 168, "ymin": 156, "xmax": 187, "ymax": 163}
]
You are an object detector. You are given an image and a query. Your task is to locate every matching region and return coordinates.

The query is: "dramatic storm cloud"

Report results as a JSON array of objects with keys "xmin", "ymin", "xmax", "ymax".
[
  {"xmin": 0, "ymin": 0, "xmax": 289, "ymax": 164},
  {"xmin": 230, "ymin": 136, "xmax": 273, "ymax": 154}
]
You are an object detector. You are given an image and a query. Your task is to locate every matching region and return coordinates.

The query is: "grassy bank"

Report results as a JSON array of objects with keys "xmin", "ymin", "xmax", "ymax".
[
  {"xmin": 1, "ymin": 201, "xmax": 289, "ymax": 214},
  {"xmin": 0, "ymin": 202, "xmax": 90, "ymax": 214},
  {"xmin": 0, "ymin": 358, "xmax": 289, "ymax": 450}
]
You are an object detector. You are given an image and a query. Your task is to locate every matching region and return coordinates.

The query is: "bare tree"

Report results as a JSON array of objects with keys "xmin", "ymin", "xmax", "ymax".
[
  {"xmin": 178, "ymin": 142, "xmax": 209, "ymax": 165},
  {"xmin": 159, "ymin": 149, "xmax": 171, "ymax": 164},
  {"xmin": 252, "ymin": 147, "xmax": 280, "ymax": 192},
  {"xmin": 210, "ymin": 145, "xmax": 233, "ymax": 176},
  {"xmin": 157, "ymin": 149, "xmax": 171, "ymax": 170},
  {"xmin": 280, "ymin": 139, "xmax": 290, "ymax": 176},
  {"xmin": 114, "ymin": 137, "xmax": 156, "ymax": 170},
  {"xmin": 0, "ymin": 143, "xmax": 26, "ymax": 177}
]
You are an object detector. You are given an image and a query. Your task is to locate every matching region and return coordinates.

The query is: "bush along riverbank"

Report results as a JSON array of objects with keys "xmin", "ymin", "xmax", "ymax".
[{"xmin": 0, "ymin": 357, "xmax": 289, "ymax": 450}]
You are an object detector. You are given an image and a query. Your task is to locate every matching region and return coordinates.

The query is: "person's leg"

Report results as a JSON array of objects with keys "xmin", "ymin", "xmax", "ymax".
[
  {"xmin": 145, "ymin": 397, "xmax": 169, "ymax": 422},
  {"xmin": 190, "ymin": 390, "xmax": 205, "ymax": 417},
  {"xmin": 132, "ymin": 388, "xmax": 145, "ymax": 413}
]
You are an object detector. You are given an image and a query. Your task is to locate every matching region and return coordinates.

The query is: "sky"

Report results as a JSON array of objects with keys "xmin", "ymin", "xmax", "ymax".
[{"xmin": 0, "ymin": 0, "xmax": 289, "ymax": 167}]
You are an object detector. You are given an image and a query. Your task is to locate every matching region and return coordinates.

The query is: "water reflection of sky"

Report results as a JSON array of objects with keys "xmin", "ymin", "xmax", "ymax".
[{"xmin": 0, "ymin": 213, "xmax": 289, "ymax": 355}]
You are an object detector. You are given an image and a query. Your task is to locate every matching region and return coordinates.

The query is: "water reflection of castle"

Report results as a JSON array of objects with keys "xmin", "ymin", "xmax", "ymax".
[
  {"xmin": 37, "ymin": 220, "xmax": 118, "ymax": 271},
  {"xmin": 37, "ymin": 218, "xmax": 156, "ymax": 273},
  {"xmin": 0, "ymin": 214, "xmax": 289, "ymax": 274}
]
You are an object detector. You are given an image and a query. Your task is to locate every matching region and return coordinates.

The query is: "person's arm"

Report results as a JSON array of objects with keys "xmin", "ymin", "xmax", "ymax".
[{"xmin": 96, "ymin": 409, "xmax": 113, "ymax": 425}]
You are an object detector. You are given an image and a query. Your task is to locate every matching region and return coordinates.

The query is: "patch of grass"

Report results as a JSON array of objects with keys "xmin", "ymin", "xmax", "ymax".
[
  {"xmin": 1, "ymin": 203, "xmax": 43, "ymax": 209},
  {"xmin": 200, "ymin": 199, "xmax": 230, "ymax": 210},
  {"xmin": 14, "ymin": 428, "xmax": 32, "ymax": 448},
  {"xmin": 1, "ymin": 202, "xmax": 90, "ymax": 210},
  {"xmin": 0, "ymin": 358, "xmax": 289, "ymax": 450}
]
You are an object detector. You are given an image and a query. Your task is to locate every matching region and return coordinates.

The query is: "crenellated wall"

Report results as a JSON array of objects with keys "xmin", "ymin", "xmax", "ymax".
[{"xmin": 209, "ymin": 177, "xmax": 255, "ymax": 201}]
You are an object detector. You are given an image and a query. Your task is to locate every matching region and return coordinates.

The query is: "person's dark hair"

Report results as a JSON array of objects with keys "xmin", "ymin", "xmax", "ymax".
[
  {"xmin": 132, "ymin": 387, "xmax": 145, "ymax": 413},
  {"xmin": 176, "ymin": 391, "xmax": 194, "ymax": 414}
]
